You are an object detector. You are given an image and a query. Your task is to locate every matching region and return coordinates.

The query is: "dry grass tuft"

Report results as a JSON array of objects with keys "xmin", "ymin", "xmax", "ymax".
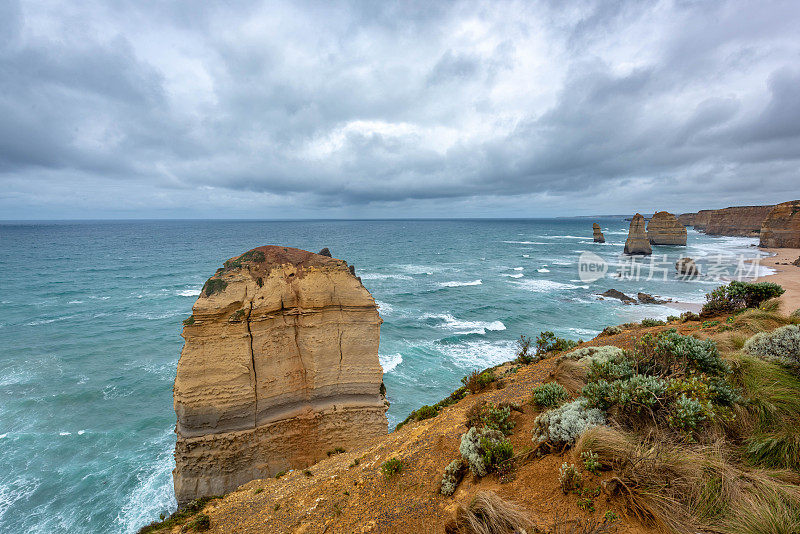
[
  {"xmin": 550, "ymin": 360, "xmax": 588, "ymax": 394},
  {"xmin": 543, "ymin": 511, "xmax": 616, "ymax": 534},
  {"xmin": 728, "ymin": 308, "xmax": 800, "ymax": 336},
  {"xmin": 444, "ymin": 491, "xmax": 533, "ymax": 534},
  {"xmin": 575, "ymin": 426, "xmax": 800, "ymax": 533}
]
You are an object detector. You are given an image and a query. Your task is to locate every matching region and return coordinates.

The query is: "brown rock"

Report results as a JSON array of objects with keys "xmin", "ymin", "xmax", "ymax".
[
  {"xmin": 623, "ymin": 214, "xmax": 652, "ymax": 255},
  {"xmin": 637, "ymin": 292, "xmax": 667, "ymax": 304},
  {"xmin": 600, "ymin": 289, "xmax": 636, "ymax": 304},
  {"xmin": 692, "ymin": 209, "xmax": 715, "ymax": 232},
  {"xmin": 759, "ymin": 200, "xmax": 800, "ymax": 248},
  {"xmin": 647, "ymin": 211, "xmax": 687, "ymax": 245},
  {"xmin": 676, "ymin": 257, "xmax": 700, "ymax": 276},
  {"xmin": 592, "ymin": 223, "xmax": 605, "ymax": 243},
  {"xmin": 173, "ymin": 245, "xmax": 387, "ymax": 505},
  {"xmin": 793, "ymin": 256, "xmax": 800, "ymax": 267},
  {"xmin": 677, "ymin": 213, "xmax": 696, "ymax": 226},
  {"xmin": 704, "ymin": 205, "xmax": 774, "ymax": 236}
]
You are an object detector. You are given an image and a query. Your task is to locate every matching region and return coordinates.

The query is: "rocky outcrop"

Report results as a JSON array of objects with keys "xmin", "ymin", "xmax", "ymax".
[
  {"xmin": 676, "ymin": 257, "xmax": 700, "ymax": 276},
  {"xmin": 647, "ymin": 211, "xmax": 687, "ymax": 245},
  {"xmin": 593, "ymin": 223, "xmax": 605, "ymax": 243},
  {"xmin": 599, "ymin": 289, "xmax": 636, "ymax": 304},
  {"xmin": 794, "ymin": 256, "xmax": 800, "ymax": 267},
  {"xmin": 173, "ymin": 246, "xmax": 387, "ymax": 505},
  {"xmin": 760, "ymin": 200, "xmax": 800, "ymax": 248},
  {"xmin": 623, "ymin": 214, "xmax": 652, "ymax": 255},
  {"xmin": 681, "ymin": 205, "xmax": 774, "ymax": 236},
  {"xmin": 637, "ymin": 292, "xmax": 667, "ymax": 304}
]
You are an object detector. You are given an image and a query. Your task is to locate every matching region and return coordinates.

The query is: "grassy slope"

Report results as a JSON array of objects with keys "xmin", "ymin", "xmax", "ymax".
[{"xmin": 143, "ymin": 309, "xmax": 800, "ymax": 534}]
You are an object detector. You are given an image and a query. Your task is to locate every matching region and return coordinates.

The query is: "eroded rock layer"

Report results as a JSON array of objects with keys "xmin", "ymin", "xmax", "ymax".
[
  {"xmin": 624, "ymin": 213, "xmax": 652, "ymax": 255},
  {"xmin": 760, "ymin": 200, "xmax": 800, "ymax": 248},
  {"xmin": 593, "ymin": 223, "xmax": 605, "ymax": 243},
  {"xmin": 173, "ymin": 246, "xmax": 387, "ymax": 505},
  {"xmin": 647, "ymin": 211, "xmax": 686, "ymax": 245},
  {"xmin": 681, "ymin": 205, "xmax": 774, "ymax": 236}
]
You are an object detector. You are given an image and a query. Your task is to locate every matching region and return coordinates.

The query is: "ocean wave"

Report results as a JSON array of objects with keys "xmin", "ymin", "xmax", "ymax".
[
  {"xmin": 511, "ymin": 279, "xmax": 580, "ymax": 292},
  {"xmin": 513, "ymin": 267, "xmax": 523, "ymax": 271},
  {"xmin": 359, "ymin": 273, "xmax": 413, "ymax": 281},
  {"xmin": 68, "ymin": 300, "xmax": 84, "ymax": 304},
  {"xmin": 537, "ymin": 268, "xmax": 550, "ymax": 273},
  {"xmin": 175, "ymin": 289, "xmax": 200, "ymax": 297},
  {"xmin": 567, "ymin": 327, "xmax": 601, "ymax": 337},
  {"xmin": 437, "ymin": 339, "xmax": 516, "ymax": 369},
  {"xmin": 502, "ymin": 240, "xmax": 546, "ymax": 245},
  {"xmin": 502, "ymin": 273, "xmax": 523, "ymax": 278},
  {"xmin": 24, "ymin": 315, "xmax": 76, "ymax": 326},
  {"xmin": 438, "ymin": 279, "xmax": 482, "ymax": 288},
  {"xmin": 421, "ymin": 313, "xmax": 505, "ymax": 335},
  {"xmin": 0, "ymin": 476, "xmax": 39, "ymax": 525},
  {"xmin": 124, "ymin": 311, "xmax": 184, "ymax": 320},
  {"xmin": 379, "ymin": 353, "xmax": 403, "ymax": 373},
  {"xmin": 522, "ymin": 254, "xmax": 530, "ymax": 258},
  {"xmin": 375, "ymin": 300, "xmax": 393, "ymax": 314}
]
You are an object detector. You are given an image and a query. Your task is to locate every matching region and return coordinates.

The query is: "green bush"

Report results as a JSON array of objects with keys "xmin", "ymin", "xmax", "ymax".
[
  {"xmin": 641, "ymin": 318, "xmax": 666, "ymax": 327},
  {"xmin": 381, "ymin": 458, "xmax": 403, "ymax": 478},
  {"xmin": 742, "ymin": 325, "xmax": 800, "ymax": 371},
  {"xmin": 532, "ymin": 382, "xmax": 569, "ymax": 407},
  {"xmin": 514, "ymin": 335, "xmax": 535, "ymax": 364},
  {"xmin": 201, "ymin": 278, "xmax": 228, "ymax": 297},
  {"xmin": 585, "ymin": 353, "xmax": 635, "ymax": 383},
  {"xmin": 480, "ymin": 436, "xmax": 513, "ymax": 472},
  {"xmin": 702, "ymin": 281, "xmax": 785, "ymax": 315},
  {"xmin": 186, "ymin": 513, "xmax": 210, "ymax": 532},
  {"xmin": 531, "ymin": 399, "xmax": 605, "ymax": 445},
  {"xmin": 183, "ymin": 315, "xmax": 195, "ymax": 326},
  {"xmin": 636, "ymin": 330, "xmax": 729, "ymax": 377},
  {"xmin": 326, "ymin": 446, "xmax": 345, "ymax": 457},
  {"xmin": 224, "ymin": 249, "xmax": 266, "ymax": 270},
  {"xmin": 440, "ymin": 459, "xmax": 466, "ymax": 496},
  {"xmin": 461, "ymin": 369, "xmax": 496, "ymax": 393},
  {"xmin": 460, "ymin": 427, "xmax": 508, "ymax": 477},
  {"xmin": 464, "ymin": 402, "xmax": 515, "ymax": 435},
  {"xmin": 535, "ymin": 331, "xmax": 578, "ymax": 355},
  {"xmin": 601, "ymin": 325, "xmax": 623, "ymax": 336},
  {"xmin": 582, "ymin": 375, "xmax": 668, "ymax": 414},
  {"xmin": 668, "ymin": 394, "xmax": 714, "ymax": 431}
]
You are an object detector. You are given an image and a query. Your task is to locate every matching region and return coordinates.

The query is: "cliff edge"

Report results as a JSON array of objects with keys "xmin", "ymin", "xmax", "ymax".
[{"xmin": 172, "ymin": 245, "xmax": 388, "ymax": 505}]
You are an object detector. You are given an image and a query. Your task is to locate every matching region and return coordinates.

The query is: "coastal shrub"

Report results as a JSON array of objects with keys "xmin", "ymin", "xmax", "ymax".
[
  {"xmin": 582, "ymin": 450, "xmax": 601, "ymax": 474},
  {"xmin": 381, "ymin": 458, "xmax": 403, "ymax": 478},
  {"xmin": 601, "ymin": 325, "xmax": 622, "ymax": 336},
  {"xmin": 136, "ymin": 497, "xmax": 221, "ymax": 534},
  {"xmin": 395, "ymin": 386, "xmax": 470, "ymax": 431},
  {"xmin": 480, "ymin": 436, "xmax": 513, "ymax": 472},
  {"xmin": 531, "ymin": 399, "xmax": 605, "ymax": 445},
  {"xmin": 759, "ymin": 298, "xmax": 781, "ymax": 312},
  {"xmin": 532, "ymin": 382, "xmax": 569, "ymax": 407},
  {"xmin": 635, "ymin": 330, "xmax": 728, "ymax": 377},
  {"xmin": 326, "ymin": 446, "xmax": 345, "ymax": 457},
  {"xmin": 183, "ymin": 315, "xmax": 195, "ymax": 326},
  {"xmin": 460, "ymin": 427, "xmax": 507, "ymax": 477},
  {"xmin": 514, "ymin": 335, "xmax": 535, "ymax": 364},
  {"xmin": 792, "ymin": 308, "xmax": 800, "ymax": 318},
  {"xmin": 668, "ymin": 394, "xmax": 714, "ymax": 432},
  {"xmin": 559, "ymin": 345, "xmax": 625, "ymax": 363},
  {"xmin": 667, "ymin": 315, "xmax": 680, "ymax": 322},
  {"xmin": 201, "ymin": 278, "xmax": 228, "ymax": 297},
  {"xmin": 464, "ymin": 402, "xmax": 515, "ymax": 435},
  {"xmin": 461, "ymin": 369, "xmax": 496, "ymax": 394},
  {"xmin": 742, "ymin": 325, "xmax": 800, "ymax": 371},
  {"xmin": 585, "ymin": 352, "xmax": 635, "ymax": 383},
  {"xmin": 186, "ymin": 513, "xmax": 210, "ymax": 531},
  {"xmin": 440, "ymin": 459, "xmax": 466, "ymax": 496},
  {"xmin": 582, "ymin": 375, "xmax": 668, "ymax": 415},
  {"xmin": 223, "ymin": 249, "xmax": 266, "ymax": 270},
  {"xmin": 558, "ymin": 462, "xmax": 582, "ymax": 494},
  {"xmin": 576, "ymin": 497, "xmax": 595, "ymax": 513},
  {"xmin": 641, "ymin": 318, "xmax": 666, "ymax": 327},
  {"xmin": 228, "ymin": 309, "xmax": 245, "ymax": 322},
  {"xmin": 444, "ymin": 491, "xmax": 532, "ymax": 534},
  {"xmin": 702, "ymin": 281, "xmax": 785, "ymax": 316},
  {"xmin": 535, "ymin": 331, "xmax": 579, "ymax": 355},
  {"xmin": 680, "ymin": 311, "xmax": 700, "ymax": 322},
  {"xmin": 701, "ymin": 320, "xmax": 719, "ymax": 328}
]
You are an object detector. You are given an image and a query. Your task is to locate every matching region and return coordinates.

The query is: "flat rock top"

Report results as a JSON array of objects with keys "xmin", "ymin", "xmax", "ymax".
[{"xmin": 223, "ymin": 245, "xmax": 343, "ymax": 270}]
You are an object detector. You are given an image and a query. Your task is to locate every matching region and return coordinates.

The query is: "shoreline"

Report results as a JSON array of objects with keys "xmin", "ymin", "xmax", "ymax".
[{"xmin": 754, "ymin": 247, "xmax": 800, "ymax": 313}]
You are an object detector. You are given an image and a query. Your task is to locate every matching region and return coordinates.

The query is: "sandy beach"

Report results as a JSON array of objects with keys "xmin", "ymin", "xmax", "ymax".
[{"xmin": 756, "ymin": 247, "xmax": 800, "ymax": 313}]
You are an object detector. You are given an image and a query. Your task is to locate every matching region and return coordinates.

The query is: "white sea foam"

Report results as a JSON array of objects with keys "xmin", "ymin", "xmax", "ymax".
[
  {"xmin": 513, "ymin": 267, "xmax": 523, "ymax": 271},
  {"xmin": 380, "ymin": 353, "xmax": 403, "ymax": 373},
  {"xmin": 512, "ymin": 279, "xmax": 580, "ymax": 292},
  {"xmin": 59, "ymin": 432, "xmax": 71, "ymax": 436},
  {"xmin": 567, "ymin": 327, "xmax": 601, "ymax": 337},
  {"xmin": 502, "ymin": 240, "xmax": 546, "ymax": 245},
  {"xmin": 176, "ymin": 289, "xmax": 200, "ymax": 297},
  {"xmin": 522, "ymin": 254, "xmax": 530, "ymax": 258},
  {"xmin": 77, "ymin": 430, "xmax": 85, "ymax": 435},
  {"xmin": 0, "ymin": 476, "xmax": 39, "ymax": 525},
  {"xmin": 422, "ymin": 313, "xmax": 506, "ymax": 335},
  {"xmin": 67, "ymin": 300, "xmax": 84, "ymax": 304},
  {"xmin": 502, "ymin": 273, "xmax": 524, "ymax": 278},
  {"xmin": 537, "ymin": 268, "xmax": 550, "ymax": 273},
  {"xmin": 438, "ymin": 339, "xmax": 517, "ymax": 368},
  {"xmin": 438, "ymin": 279, "xmax": 482, "ymax": 288},
  {"xmin": 0, "ymin": 434, "xmax": 6, "ymax": 439},
  {"xmin": 375, "ymin": 300, "xmax": 393, "ymax": 314},
  {"xmin": 359, "ymin": 273, "xmax": 413, "ymax": 281}
]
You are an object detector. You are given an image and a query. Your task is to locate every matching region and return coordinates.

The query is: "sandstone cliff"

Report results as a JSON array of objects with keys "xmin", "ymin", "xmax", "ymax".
[
  {"xmin": 647, "ymin": 211, "xmax": 686, "ymax": 245},
  {"xmin": 680, "ymin": 205, "xmax": 773, "ymax": 236},
  {"xmin": 760, "ymin": 200, "xmax": 800, "ymax": 248},
  {"xmin": 173, "ymin": 246, "xmax": 388, "ymax": 505},
  {"xmin": 623, "ymin": 213, "xmax": 652, "ymax": 255},
  {"xmin": 592, "ymin": 223, "xmax": 605, "ymax": 243}
]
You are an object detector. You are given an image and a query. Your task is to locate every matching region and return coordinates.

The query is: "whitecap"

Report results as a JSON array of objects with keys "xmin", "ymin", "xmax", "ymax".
[
  {"xmin": 77, "ymin": 430, "xmax": 85, "ymax": 435},
  {"xmin": 513, "ymin": 267, "xmax": 523, "ymax": 271},
  {"xmin": 522, "ymin": 254, "xmax": 530, "ymax": 258},
  {"xmin": 421, "ymin": 313, "xmax": 505, "ymax": 335},
  {"xmin": 502, "ymin": 240, "xmax": 546, "ymax": 245},
  {"xmin": 67, "ymin": 300, "xmax": 84, "ymax": 304},
  {"xmin": 379, "ymin": 353, "xmax": 403, "ymax": 373},
  {"xmin": 0, "ymin": 434, "xmax": 6, "ymax": 439},
  {"xmin": 59, "ymin": 431, "xmax": 71, "ymax": 436},
  {"xmin": 511, "ymin": 279, "xmax": 579, "ymax": 292},
  {"xmin": 437, "ymin": 339, "xmax": 517, "ymax": 368},
  {"xmin": 438, "ymin": 279, "xmax": 482, "ymax": 288},
  {"xmin": 375, "ymin": 300, "xmax": 393, "ymax": 314},
  {"xmin": 501, "ymin": 273, "xmax": 524, "ymax": 278},
  {"xmin": 537, "ymin": 268, "xmax": 550, "ymax": 273},
  {"xmin": 359, "ymin": 273, "xmax": 413, "ymax": 281},
  {"xmin": 176, "ymin": 289, "xmax": 200, "ymax": 297}
]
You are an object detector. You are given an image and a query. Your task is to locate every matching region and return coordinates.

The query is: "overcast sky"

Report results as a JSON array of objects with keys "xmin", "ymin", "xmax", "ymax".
[{"xmin": 1, "ymin": 0, "xmax": 799, "ymax": 219}]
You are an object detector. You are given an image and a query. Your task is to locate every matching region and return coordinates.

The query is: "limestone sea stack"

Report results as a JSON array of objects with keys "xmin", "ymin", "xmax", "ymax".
[
  {"xmin": 647, "ymin": 211, "xmax": 687, "ymax": 245},
  {"xmin": 173, "ymin": 246, "xmax": 388, "ymax": 505},
  {"xmin": 623, "ymin": 213, "xmax": 652, "ymax": 255},
  {"xmin": 593, "ymin": 223, "xmax": 605, "ymax": 243},
  {"xmin": 760, "ymin": 200, "xmax": 800, "ymax": 248}
]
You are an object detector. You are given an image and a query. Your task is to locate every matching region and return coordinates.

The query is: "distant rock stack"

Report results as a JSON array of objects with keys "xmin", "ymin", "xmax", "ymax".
[
  {"xmin": 623, "ymin": 214, "xmax": 652, "ymax": 255},
  {"xmin": 172, "ymin": 246, "xmax": 388, "ymax": 505},
  {"xmin": 677, "ymin": 213, "xmax": 696, "ymax": 226},
  {"xmin": 676, "ymin": 257, "xmax": 700, "ymax": 276},
  {"xmin": 759, "ymin": 200, "xmax": 800, "ymax": 248},
  {"xmin": 647, "ymin": 211, "xmax": 687, "ymax": 245},
  {"xmin": 592, "ymin": 223, "xmax": 605, "ymax": 243}
]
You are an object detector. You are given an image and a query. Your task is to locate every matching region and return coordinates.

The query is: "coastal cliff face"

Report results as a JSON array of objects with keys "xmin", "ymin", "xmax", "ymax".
[
  {"xmin": 173, "ymin": 246, "xmax": 387, "ymax": 505},
  {"xmin": 681, "ymin": 205, "xmax": 773, "ymax": 236},
  {"xmin": 647, "ymin": 211, "xmax": 686, "ymax": 245},
  {"xmin": 760, "ymin": 200, "xmax": 800, "ymax": 248},
  {"xmin": 623, "ymin": 213, "xmax": 652, "ymax": 255}
]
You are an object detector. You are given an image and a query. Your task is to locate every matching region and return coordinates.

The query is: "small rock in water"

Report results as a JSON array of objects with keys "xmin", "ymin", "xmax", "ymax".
[
  {"xmin": 599, "ymin": 289, "xmax": 637, "ymax": 304},
  {"xmin": 318, "ymin": 247, "xmax": 332, "ymax": 257}
]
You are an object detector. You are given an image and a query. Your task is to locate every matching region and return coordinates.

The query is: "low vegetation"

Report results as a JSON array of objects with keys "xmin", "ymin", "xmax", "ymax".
[
  {"xmin": 701, "ymin": 280, "xmax": 785, "ymax": 316},
  {"xmin": 381, "ymin": 458, "xmax": 403, "ymax": 478},
  {"xmin": 201, "ymin": 278, "xmax": 228, "ymax": 297},
  {"xmin": 137, "ymin": 497, "xmax": 220, "ymax": 534},
  {"xmin": 532, "ymin": 382, "xmax": 569, "ymax": 407},
  {"xmin": 223, "ymin": 249, "xmax": 266, "ymax": 270}
]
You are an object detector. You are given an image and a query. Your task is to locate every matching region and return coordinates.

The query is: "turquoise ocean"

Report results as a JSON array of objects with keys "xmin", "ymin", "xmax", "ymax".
[{"xmin": 0, "ymin": 219, "xmax": 769, "ymax": 532}]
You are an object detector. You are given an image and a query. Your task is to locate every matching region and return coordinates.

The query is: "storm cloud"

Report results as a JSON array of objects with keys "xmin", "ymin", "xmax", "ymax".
[{"xmin": 1, "ymin": 0, "xmax": 799, "ymax": 218}]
